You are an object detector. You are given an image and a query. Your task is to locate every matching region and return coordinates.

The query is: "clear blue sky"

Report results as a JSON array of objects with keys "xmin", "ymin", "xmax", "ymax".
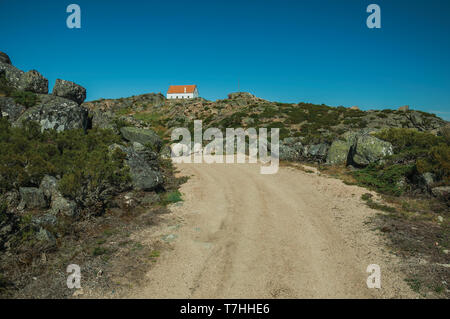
[{"xmin": 1, "ymin": 0, "xmax": 449, "ymax": 119}]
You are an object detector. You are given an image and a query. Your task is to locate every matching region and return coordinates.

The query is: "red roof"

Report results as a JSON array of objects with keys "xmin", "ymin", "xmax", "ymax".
[{"xmin": 167, "ymin": 85, "xmax": 197, "ymax": 94}]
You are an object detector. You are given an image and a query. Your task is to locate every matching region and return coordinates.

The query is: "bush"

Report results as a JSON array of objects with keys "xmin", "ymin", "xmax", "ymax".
[
  {"xmin": 374, "ymin": 128, "xmax": 445, "ymax": 151},
  {"xmin": 164, "ymin": 190, "xmax": 182, "ymax": 204},
  {"xmin": 0, "ymin": 118, "xmax": 131, "ymax": 204},
  {"xmin": 352, "ymin": 163, "xmax": 415, "ymax": 196},
  {"xmin": 11, "ymin": 91, "xmax": 39, "ymax": 108},
  {"xmin": 375, "ymin": 128, "xmax": 450, "ymax": 186},
  {"xmin": 416, "ymin": 144, "xmax": 450, "ymax": 184}
]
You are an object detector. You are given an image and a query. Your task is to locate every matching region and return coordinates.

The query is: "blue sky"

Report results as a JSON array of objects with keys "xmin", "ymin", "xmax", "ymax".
[{"xmin": 0, "ymin": 0, "xmax": 449, "ymax": 119}]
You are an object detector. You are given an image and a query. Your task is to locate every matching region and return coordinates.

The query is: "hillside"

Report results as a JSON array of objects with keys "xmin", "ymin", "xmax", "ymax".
[{"xmin": 1, "ymin": 49, "xmax": 449, "ymax": 298}]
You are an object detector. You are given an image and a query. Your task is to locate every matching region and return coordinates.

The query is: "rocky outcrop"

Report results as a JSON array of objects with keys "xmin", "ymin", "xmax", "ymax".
[
  {"xmin": 228, "ymin": 92, "xmax": 256, "ymax": 100},
  {"xmin": 120, "ymin": 127, "xmax": 162, "ymax": 151},
  {"xmin": 0, "ymin": 63, "xmax": 48, "ymax": 94},
  {"xmin": 52, "ymin": 79, "xmax": 86, "ymax": 104},
  {"xmin": 0, "ymin": 51, "xmax": 11, "ymax": 65},
  {"xmin": 14, "ymin": 94, "xmax": 88, "ymax": 132}
]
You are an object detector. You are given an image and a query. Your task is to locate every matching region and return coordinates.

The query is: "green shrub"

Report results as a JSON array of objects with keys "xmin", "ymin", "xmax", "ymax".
[
  {"xmin": 11, "ymin": 91, "xmax": 39, "ymax": 108},
  {"xmin": 352, "ymin": 163, "xmax": 415, "ymax": 196},
  {"xmin": 374, "ymin": 128, "xmax": 450, "ymax": 185},
  {"xmin": 374, "ymin": 128, "xmax": 445, "ymax": 151},
  {"xmin": 0, "ymin": 118, "xmax": 130, "ymax": 202},
  {"xmin": 416, "ymin": 143, "xmax": 450, "ymax": 183},
  {"xmin": 164, "ymin": 190, "xmax": 182, "ymax": 204}
]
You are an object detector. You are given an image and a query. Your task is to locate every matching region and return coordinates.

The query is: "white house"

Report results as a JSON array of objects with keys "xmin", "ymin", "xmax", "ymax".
[{"xmin": 167, "ymin": 85, "xmax": 199, "ymax": 99}]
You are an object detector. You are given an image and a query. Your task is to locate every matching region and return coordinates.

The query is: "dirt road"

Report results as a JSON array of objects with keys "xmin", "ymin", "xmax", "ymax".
[{"xmin": 127, "ymin": 162, "xmax": 416, "ymax": 298}]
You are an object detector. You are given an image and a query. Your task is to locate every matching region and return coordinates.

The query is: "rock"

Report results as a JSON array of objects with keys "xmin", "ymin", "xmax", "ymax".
[
  {"xmin": 35, "ymin": 227, "xmax": 56, "ymax": 246},
  {"xmin": 132, "ymin": 142, "xmax": 146, "ymax": 153},
  {"xmin": 437, "ymin": 216, "xmax": 444, "ymax": 223},
  {"xmin": 50, "ymin": 193, "xmax": 78, "ymax": 217},
  {"xmin": 19, "ymin": 187, "xmax": 47, "ymax": 209},
  {"xmin": 398, "ymin": 105, "xmax": 409, "ymax": 112},
  {"xmin": 352, "ymin": 134, "xmax": 393, "ymax": 166},
  {"xmin": 279, "ymin": 144, "xmax": 300, "ymax": 161},
  {"xmin": 0, "ymin": 96, "xmax": 26, "ymax": 122},
  {"xmin": 0, "ymin": 51, "xmax": 11, "ymax": 65},
  {"xmin": 32, "ymin": 213, "xmax": 58, "ymax": 227},
  {"xmin": 0, "ymin": 62, "xmax": 24, "ymax": 89},
  {"xmin": 120, "ymin": 127, "xmax": 162, "ymax": 151},
  {"xmin": 4, "ymin": 190, "xmax": 20, "ymax": 209},
  {"xmin": 52, "ymin": 79, "xmax": 87, "ymax": 104},
  {"xmin": 18, "ymin": 70, "xmax": 48, "ymax": 94},
  {"xmin": 350, "ymin": 106, "xmax": 360, "ymax": 110},
  {"xmin": 228, "ymin": 92, "xmax": 256, "ymax": 100},
  {"xmin": 431, "ymin": 186, "xmax": 450, "ymax": 202},
  {"xmin": 39, "ymin": 175, "xmax": 58, "ymax": 199},
  {"xmin": 326, "ymin": 139, "xmax": 352, "ymax": 165},
  {"xmin": 420, "ymin": 172, "xmax": 436, "ymax": 189},
  {"xmin": 304, "ymin": 143, "xmax": 328, "ymax": 161},
  {"xmin": 114, "ymin": 144, "xmax": 163, "ymax": 191},
  {"xmin": 87, "ymin": 108, "xmax": 116, "ymax": 130},
  {"xmin": 15, "ymin": 94, "xmax": 88, "ymax": 132}
]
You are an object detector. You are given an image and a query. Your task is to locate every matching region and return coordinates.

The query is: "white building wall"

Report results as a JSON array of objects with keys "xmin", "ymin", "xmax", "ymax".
[{"xmin": 167, "ymin": 93, "xmax": 194, "ymax": 99}]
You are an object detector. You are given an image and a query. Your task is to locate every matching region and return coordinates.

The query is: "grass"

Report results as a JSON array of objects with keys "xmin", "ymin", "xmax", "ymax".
[
  {"xmin": 405, "ymin": 277, "xmax": 422, "ymax": 293},
  {"xmin": 164, "ymin": 190, "xmax": 183, "ymax": 204},
  {"xmin": 361, "ymin": 193, "xmax": 397, "ymax": 213},
  {"xmin": 92, "ymin": 246, "xmax": 109, "ymax": 256},
  {"xmin": 149, "ymin": 250, "xmax": 160, "ymax": 258}
]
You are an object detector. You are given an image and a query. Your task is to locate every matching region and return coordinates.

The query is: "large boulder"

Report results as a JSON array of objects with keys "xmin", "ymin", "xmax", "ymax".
[
  {"xmin": 19, "ymin": 187, "xmax": 47, "ymax": 210},
  {"xmin": 110, "ymin": 144, "xmax": 163, "ymax": 191},
  {"xmin": 120, "ymin": 127, "xmax": 162, "ymax": 151},
  {"xmin": 326, "ymin": 139, "xmax": 352, "ymax": 165},
  {"xmin": 52, "ymin": 79, "xmax": 86, "ymax": 104},
  {"xmin": 14, "ymin": 94, "xmax": 88, "ymax": 132},
  {"xmin": 326, "ymin": 131, "xmax": 359, "ymax": 165},
  {"xmin": 0, "ymin": 63, "xmax": 48, "ymax": 94},
  {"xmin": 0, "ymin": 62, "xmax": 24, "ymax": 89},
  {"xmin": 0, "ymin": 52, "xmax": 11, "ymax": 65},
  {"xmin": 352, "ymin": 134, "xmax": 393, "ymax": 166},
  {"xmin": 18, "ymin": 70, "xmax": 48, "ymax": 94},
  {"xmin": 0, "ymin": 96, "xmax": 26, "ymax": 122}
]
